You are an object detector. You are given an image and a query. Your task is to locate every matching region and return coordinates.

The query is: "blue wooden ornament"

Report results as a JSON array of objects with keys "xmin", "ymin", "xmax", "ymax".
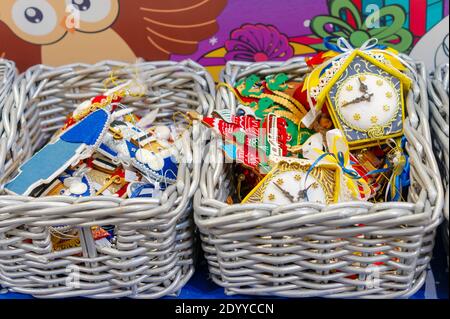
[{"xmin": 5, "ymin": 109, "xmax": 111, "ymax": 196}]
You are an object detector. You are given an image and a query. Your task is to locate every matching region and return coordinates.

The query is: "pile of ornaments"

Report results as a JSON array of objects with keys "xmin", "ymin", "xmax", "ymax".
[
  {"xmin": 196, "ymin": 38, "xmax": 412, "ymax": 206},
  {"xmin": 5, "ymin": 83, "xmax": 188, "ymax": 251}
]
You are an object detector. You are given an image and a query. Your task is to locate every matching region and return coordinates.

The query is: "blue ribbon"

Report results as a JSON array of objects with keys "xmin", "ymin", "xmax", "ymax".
[
  {"xmin": 304, "ymin": 136, "xmax": 409, "ymax": 201},
  {"xmin": 305, "ymin": 151, "xmax": 391, "ymax": 193},
  {"xmin": 324, "ymin": 36, "xmax": 345, "ymax": 52},
  {"xmin": 306, "ymin": 151, "xmax": 364, "ymax": 183}
]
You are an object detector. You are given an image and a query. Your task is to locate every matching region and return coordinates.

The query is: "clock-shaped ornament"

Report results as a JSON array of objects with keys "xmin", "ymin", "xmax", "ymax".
[
  {"xmin": 311, "ymin": 50, "xmax": 412, "ymax": 149},
  {"xmin": 242, "ymin": 158, "xmax": 339, "ymax": 205}
]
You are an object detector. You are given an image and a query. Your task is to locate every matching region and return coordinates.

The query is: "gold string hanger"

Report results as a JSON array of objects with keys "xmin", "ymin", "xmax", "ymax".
[{"xmin": 172, "ymin": 111, "xmax": 193, "ymax": 136}]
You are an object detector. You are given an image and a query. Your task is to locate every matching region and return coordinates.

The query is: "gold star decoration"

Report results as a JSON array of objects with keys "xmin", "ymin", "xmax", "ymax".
[
  {"xmin": 386, "ymin": 92, "xmax": 393, "ymax": 98},
  {"xmin": 294, "ymin": 174, "xmax": 302, "ymax": 181},
  {"xmin": 383, "ymin": 104, "xmax": 390, "ymax": 112},
  {"xmin": 353, "ymin": 113, "xmax": 361, "ymax": 121},
  {"xmin": 346, "ymin": 85, "xmax": 353, "ymax": 91},
  {"xmin": 370, "ymin": 116, "xmax": 378, "ymax": 124},
  {"xmin": 376, "ymin": 79, "xmax": 384, "ymax": 86},
  {"xmin": 276, "ymin": 178, "xmax": 284, "ymax": 186},
  {"xmin": 311, "ymin": 182, "xmax": 319, "ymax": 189},
  {"xmin": 268, "ymin": 194, "xmax": 275, "ymax": 201}
]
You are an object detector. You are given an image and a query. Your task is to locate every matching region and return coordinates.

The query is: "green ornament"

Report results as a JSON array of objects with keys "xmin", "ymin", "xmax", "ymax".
[
  {"xmin": 285, "ymin": 119, "xmax": 299, "ymax": 148},
  {"xmin": 239, "ymin": 74, "xmax": 262, "ymax": 97},
  {"xmin": 266, "ymin": 73, "xmax": 289, "ymax": 92},
  {"xmin": 298, "ymin": 127, "xmax": 317, "ymax": 145},
  {"xmin": 255, "ymin": 97, "xmax": 276, "ymax": 118}
]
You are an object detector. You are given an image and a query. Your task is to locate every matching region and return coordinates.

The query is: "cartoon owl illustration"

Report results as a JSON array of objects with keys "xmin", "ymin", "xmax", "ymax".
[{"xmin": 0, "ymin": 0, "xmax": 227, "ymax": 70}]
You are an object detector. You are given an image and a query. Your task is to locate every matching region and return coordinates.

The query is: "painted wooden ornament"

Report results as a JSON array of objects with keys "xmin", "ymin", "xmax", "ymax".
[
  {"xmin": 231, "ymin": 74, "xmax": 306, "ymax": 148},
  {"xmin": 127, "ymin": 181, "xmax": 162, "ymax": 198},
  {"xmin": 231, "ymin": 164, "xmax": 264, "ymax": 202},
  {"xmin": 5, "ymin": 108, "xmax": 111, "ymax": 196},
  {"xmin": 196, "ymin": 110, "xmax": 291, "ymax": 172},
  {"xmin": 86, "ymin": 167, "xmax": 129, "ymax": 197},
  {"xmin": 98, "ymin": 120, "xmax": 179, "ymax": 184},
  {"xmin": 51, "ymin": 225, "xmax": 112, "ymax": 252},
  {"xmin": 299, "ymin": 129, "xmax": 375, "ymax": 201},
  {"xmin": 242, "ymin": 157, "xmax": 339, "ymax": 205},
  {"xmin": 308, "ymin": 49, "xmax": 412, "ymax": 149},
  {"xmin": 60, "ymin": 173, "xmax": 93, "ymax": 197}
]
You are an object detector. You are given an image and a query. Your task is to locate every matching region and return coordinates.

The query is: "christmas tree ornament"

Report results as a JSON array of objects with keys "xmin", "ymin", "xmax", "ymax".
[
  {"xmin": 242, "ymin": 157, "xmax": 339, "ymax": 205},
  {"xmin": 303, "ymin": 38, "xmax": 412, "ymax": 149},
  {"xmin": 265, "ymin": 73, "xmax": 290, "ymax": 91},
  {"xmin": 41, "ymin": 168, "xmax": 95, "ymax": 198},
  {"xmin": 228, "ymin": 74, "xmax": 308, "ymax": 147},
  {"xmin": 5, "ymin": 108, "xmax": 111, "ymax": 196},
  {"xmin": 98, "ymin": 119, "xmax": 178, "ymax": 185},
  {"xmin": 300, "ymin": 129, "xmax": 375, "ymax": 201},
  {"xmin": 231, "ymin": 164, "xmax": 264, "ymax": 202},
  {"xmin": 127, "ymin": 181, "xmax": 162, "ymax": 198},
  {"xmin": 193, "ymin": 111, "xmax": 291, "ymax": 172},
  {"xmin": 71, "ymin": 80, "xmax": 146, "ymax": 123},
  {"xmin": 86, "ymin": 165, "xmax": 129, "ymax": 197},
  {"xmin": 289, "ymin": 132, "xmax": 324, "ymax": 159},
  {"xmin": 50, "ymin": 225, "xmax": 112, "ymax": 252},
  {"xmin": 50, "ymin": 226, "xmax": 81, "ymax": 252}
]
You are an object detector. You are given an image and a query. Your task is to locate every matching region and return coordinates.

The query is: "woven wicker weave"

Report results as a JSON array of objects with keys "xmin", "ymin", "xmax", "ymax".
[
  {"xmin": 0, "ymin": 60, "xmax": 17, "ymax": 293},
  {"xmin": 194, "ymin": 57, "xmax": 444, "ymax": 298},
  {"xmin": 0, "ymin": 60, "xmax": 214, "ymax": 298},
  {"xmin": 429, "ymin": 64, "xmax": 449, "ymax": 260},
  {"xmin": 0, "ymin": 60, "xmax": 16, "ymax": 99},
  {"xmin": 0, "ymin": 58, "xmax": 17, "ymax": 162}
]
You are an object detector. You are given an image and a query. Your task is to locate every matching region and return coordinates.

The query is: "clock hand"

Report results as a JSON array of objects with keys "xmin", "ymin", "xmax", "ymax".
[
  {"xmin": 297, "ymin": 183, "xmax": 313, "ymax": 202},
  {"xmin": 296, "ymin": 188, "xmax": 307, "ymax": 202},
  {"xmin": 358, "ymin": 77, "xmax": 368, "ymax": 93},
  {"xmin": 363, "ymin": 92, "xmax": 374, "ymax": 102},
  {"xmin": 273, "ymin": 182, "xmax": 295, "ymax": 203},
  {"xmin": 341, "ymin": 93, "xmax": 374, "ymax": 108},
  {"xmin": 341, "ymin": 95, "xmax": 365, "ymax": 107}
]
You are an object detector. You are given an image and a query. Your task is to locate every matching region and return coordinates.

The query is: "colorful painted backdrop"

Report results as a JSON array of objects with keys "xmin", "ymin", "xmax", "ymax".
[{"xmin": 0, "ymin": 0, "xmax": 448, "ymax": 78}]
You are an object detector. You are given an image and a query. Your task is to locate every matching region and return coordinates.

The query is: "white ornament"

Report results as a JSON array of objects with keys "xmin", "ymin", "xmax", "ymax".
[
  {"xmin": 154, "ymin": 125, "xmax": 171, "ymax": 141},
  {"xmin": 64, "ymin": 178, "xmax": 88, "ymax": 195},
  {"xmin": 135, "ymin": 149, "xmax": 165, "ymax": 171},
  {"xmin": 135, "ymin": 148, "xmax": 155, "ymax": 164}
]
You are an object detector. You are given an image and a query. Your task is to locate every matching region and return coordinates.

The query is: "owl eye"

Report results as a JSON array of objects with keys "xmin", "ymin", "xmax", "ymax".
[
  {"xmin": 71, "ymin": 0, "xmax": 91, "ymax": 12},
  {"xmin": 12, "ymin": 0, "xmax": 58, "ymax": 36},
  {"xmin": 24, "ymin": 7, "xmax": 43, "ymax": 24},
  {"xmin": 66, "ymin": 0, "xmax": 112, "ymax": 23}
]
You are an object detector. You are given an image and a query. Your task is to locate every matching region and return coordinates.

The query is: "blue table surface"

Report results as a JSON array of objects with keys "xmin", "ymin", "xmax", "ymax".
[{"xmin": 1, "ymin": 230, "xmax": 448, "ymax": 300}]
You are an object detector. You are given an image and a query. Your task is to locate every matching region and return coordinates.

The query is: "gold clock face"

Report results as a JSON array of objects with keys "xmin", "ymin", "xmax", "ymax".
[
  {"xmin": 335, "ymin": 73, "xmax": 400, "ymax": 132},
  {"xmin": 243, "ymin": 160, "xmax": 337, "ymax": 205},
  {"xmin": 262, "ymin": 170, "xmax": 327, "ymax": 205}
]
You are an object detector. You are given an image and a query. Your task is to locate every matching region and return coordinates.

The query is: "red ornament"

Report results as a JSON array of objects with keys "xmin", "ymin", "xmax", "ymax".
[
  {"xmin": 201, "ymin": 114, "xmax": 290, "ymax": 169},
  {"xmin": 62, "ymin": 116, "xmax": 76, "ymax": 130},
  {"xmin": 306, "ymin": 52, "xmax": 327, "ymax": 68}
]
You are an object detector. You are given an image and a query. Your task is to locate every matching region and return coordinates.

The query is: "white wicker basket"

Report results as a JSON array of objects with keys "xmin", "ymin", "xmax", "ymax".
[
  {"xmin": 194, "ymin": 57, "xmax": 444, "ymax": 298},
  {"xmin": 0, "ymin": 60, "xmax": 214, "ymax": 298},
  {"xmin": 429, "ymin": 63, "xmax": 449, "ymax": 261},
  {"xmin": 0, "ymin": 58, "xmax": 17, "ymax": 294},
  {"xmin": 0, "ymin": 58, "xmax": 17, "ymax": 162}
]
